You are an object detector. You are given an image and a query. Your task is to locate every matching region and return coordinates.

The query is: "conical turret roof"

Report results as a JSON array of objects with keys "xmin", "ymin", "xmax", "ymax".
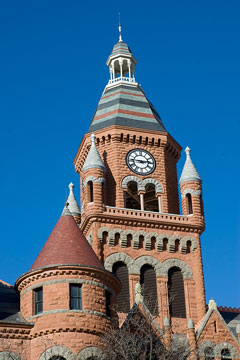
[
  {"xmin": 179, "ymin": 147, "xmax": 201, "ymax": 185},
  {"xmin": 31, "ymin": 205, "xmax": 103, "ymax": 270},
  {"xmin": 82, "ymin": 134, "xmax": 105, "ymax": 172}
]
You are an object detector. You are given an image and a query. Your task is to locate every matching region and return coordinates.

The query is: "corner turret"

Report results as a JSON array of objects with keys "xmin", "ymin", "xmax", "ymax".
[{"xmin": 179, "ymin": 147, "xmax": 204, "ymax": 228}]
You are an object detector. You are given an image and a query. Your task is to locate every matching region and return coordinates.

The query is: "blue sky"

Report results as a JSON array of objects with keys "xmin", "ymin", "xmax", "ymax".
[{"xmin": 0, "ymin": 0, "xmax": 239, "ymax": 307}]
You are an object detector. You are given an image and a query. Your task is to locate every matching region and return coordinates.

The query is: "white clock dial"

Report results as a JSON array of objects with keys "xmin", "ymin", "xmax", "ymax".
[{"xmin": 126, "ymin": 149, "xmax": 156, "ymax": 175}]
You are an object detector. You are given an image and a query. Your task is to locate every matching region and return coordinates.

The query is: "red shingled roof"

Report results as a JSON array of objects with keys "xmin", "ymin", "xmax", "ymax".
[{"xmin": 31, "ymin": 211, "xmax": 104, "ymax": 270}]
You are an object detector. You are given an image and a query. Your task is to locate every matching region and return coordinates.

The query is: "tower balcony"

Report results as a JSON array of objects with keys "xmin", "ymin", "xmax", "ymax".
[
  {"xmin": 106, "ymin": 76, "xmax": 137, "ymax": 88},
  {"xmin": 81, "ymin": 205, "xmax": 204, "ymax": 234}
]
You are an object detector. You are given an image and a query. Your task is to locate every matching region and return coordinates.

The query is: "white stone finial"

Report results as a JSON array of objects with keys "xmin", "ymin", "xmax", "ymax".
[
  {"xmin": 208, "ymin": 298, "xmax": 217, "ymax": 310},
  {"xmin": 90, "ymin": 133, "xmax": 96, "ymax": 144},
  {"xmin": 69, "ymin": 182, "xmax": 74, "ymax": 191},
  {"xmin": 185, "ymin": 146, "xmax": 191, "ymax": 157},
  {"xmin": 118, "ymin": 13, "xmax": 123, "ymax": 42},
  {"xmin": 135, "ymin": 283, "xmax": 143, "ymax": 304}
]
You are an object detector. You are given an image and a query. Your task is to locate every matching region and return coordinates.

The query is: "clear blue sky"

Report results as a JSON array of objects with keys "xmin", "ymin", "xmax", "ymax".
[{"xmin": 0, "ymin": 1, "xmax": 239, "ymax": 307}]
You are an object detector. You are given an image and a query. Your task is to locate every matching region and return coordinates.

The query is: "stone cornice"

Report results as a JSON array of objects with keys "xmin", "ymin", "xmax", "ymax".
[
  {"xmin": 74, "ymin": 126, "xmax": 182, "ymax": 170},
  {"xmin": 15, "ymin": 264, "xmax": 120, "ymax": 293},
  {"xmin": 80, "ymin": 210, "xmax": 204, "ymax": 236}
]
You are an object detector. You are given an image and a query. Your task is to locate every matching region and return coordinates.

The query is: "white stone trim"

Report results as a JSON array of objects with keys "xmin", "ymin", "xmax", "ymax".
[
  {"xmin": 97, "ymin": 227, "xmax": 110, "ymax": 242},
  {"xmin": 87, "ymin": 231, "xmax": 92, "ymax": 246},
  {"xmin": 168, "ymin": 235, "xmax": 182, "ymax": 253},
  {"xmin": 132, "ymin": 230, "xmax": 147, "ymax": 249},
  {"xmin": 159, "ymin": 258, "xmax": 193, "ymax": 279},
  {"xmin": 215, "ymin": 342, "xmax": 239, "ymax": 359},
  {"xmin": 182, "ymin": 188, "xmax": 202, "ymax": 197},
  {"xmin": 104, "ymin": 252, "xmax": 134, "ymax": 273},
  {"xmin": 156, "ymin": 234, "xmax": 169, "ymax": 252},
  {"xmin": 141, "ymin": 178, "xmax": 163, "ymax": 193},
  {"xmin": 122, "ymin": 175, "xmax": 142, "ymax": 190},
  {"xmin": 121, "ymin": 229, "xmax": 135, "ymax": 248},
  {"xmin": 134, "ymin": 255, "xmax": 163, "ymax": 276},
  {"xmin": 181, "ymin": 236, "xmax": 198, "ymax": 253},
  {"xmin": 0, "ymin": 353, "xmax": 22, "ymax": 360},
  {"xmin": 77, "ymin": 346, "xmax": 105, "ymax": 360},
  {"xmin": 84, "ymin": 176, "xmax": 105, "ymax": 187},
  {"xmin": 198, "ymin": 341, "xmax": 216, "ymax": 357},
  {"xmin": 39, "ymin": 345, "xmax": 76, "ymax": 360},
  {"xmin": 121, "ymin": 175, "xmax": 163, "ymax": 193},
  {"xmin": 109, "ymin": 228, "xmax": 123, "ymax": 247},
  {"xmin": 144, "ymin": 232, "xmax": 158, "ymax": 251}
]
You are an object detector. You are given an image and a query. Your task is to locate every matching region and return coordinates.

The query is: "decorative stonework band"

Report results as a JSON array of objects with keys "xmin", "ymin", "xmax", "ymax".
[
  {"xmin": 198, "ymin": 341, "xmax": 239, "ymax": 359},
  {"xmin": 84, "ymin": 176, "xmax": 105, "ymax": 187},
  {"xmin": 104, "ymin": 253, "xmax": 193, "ymax": 279},
  {"xmin": 39, "ymin": 345, "xmax": 76, "ymax": 360},
  {"xmin": 0, "ymin": 352, "xmax": 22, "ymax": 360},
  {"xmin": 21, "ymin": 278, "xmax": 114, "ymax": 297},
  {"xmin": 181, "ymin": 188, "xmax": 202, "ymax": 198},
  {"xmin": 26, "ymin": 308, "xmax": 109, "ymax": 321},
  {"xmin": 122, "ymin": 176, "xmax": 163, "ymax": 193},
  {"xmin": 77, "ymin": 346, "xmax": 105, "ymax": 359},
  {"xmin": 98, "ymin": 226, "xmax": 197, "ymax": 253}
]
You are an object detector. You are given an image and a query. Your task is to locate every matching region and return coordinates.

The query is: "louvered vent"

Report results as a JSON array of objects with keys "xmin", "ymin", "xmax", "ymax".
[
  {"xmin": 168, "ymin": 267, "xmax": 186, "ymax": 318},
  {"xmin": 113, "ymin": 262, "xmax": 130, "ymax": 313},
  {"xmin": 140, "ymin": 264, "xmax": 158, "ymax": 315}
]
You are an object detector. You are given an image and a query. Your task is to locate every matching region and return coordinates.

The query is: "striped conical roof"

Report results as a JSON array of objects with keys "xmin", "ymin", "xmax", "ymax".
[{"xmin": 88, "ymin": 84, "xmax": 166, "ymax": 133}]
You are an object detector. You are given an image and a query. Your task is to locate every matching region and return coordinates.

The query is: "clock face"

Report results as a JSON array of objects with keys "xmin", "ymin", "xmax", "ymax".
[{"xmin": 126, "ymin": 149, "xmax": 156, "ymax": 175}]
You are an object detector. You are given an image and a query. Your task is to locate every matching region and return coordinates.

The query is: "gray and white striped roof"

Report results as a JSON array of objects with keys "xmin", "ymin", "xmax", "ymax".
[
  {"xmin": 88, "ymin": 84, "xmax": 166, "ymax": 133},
  {"xmin": 179, "ymin": 147, "xmax": 201, "ymax": 185}
]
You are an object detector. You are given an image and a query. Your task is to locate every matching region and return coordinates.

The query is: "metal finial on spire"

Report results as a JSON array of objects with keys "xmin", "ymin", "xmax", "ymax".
[{"xmin": 118, "ymin": 13, "xmax": 123, "ymax": 42}]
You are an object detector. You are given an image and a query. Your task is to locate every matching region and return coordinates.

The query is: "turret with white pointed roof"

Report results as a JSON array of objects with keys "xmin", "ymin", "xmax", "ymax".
[
  {"xmin": 179, "ymin": 147, "xmax": 204, "ymax": 226},
  {"xmin": 179, "ymin": 147, "xmax": 201, "ymax": 185},
  {"xmin": 66, "ymin": 182, "xmax": 81, "ymax": 224},
  {"xmin": 82, "ymin": 134, "xmax": 105, "ymax": 172}
]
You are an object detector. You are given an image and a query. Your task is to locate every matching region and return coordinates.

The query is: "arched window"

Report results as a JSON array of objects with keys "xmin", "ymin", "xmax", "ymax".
[
  {"xmin": 186, "ymin": 240, "xmax": 192, "ymax": 254},
  {"xmin": 205, "ymin": 347, "xmax": 215, "ymax": 360},
  {"xmin": 140, "ymin": 264, "xmax": 158, "ymax": 315},
  {"xmin": 88, "ymin": 181, "xmax": 94, "ymax": 203},
  {"xmin": 186, "ymin": 193, "xmax": 193, "ymax": 214},
  {"xmin": 174, "ymin": 239, "xmax": 180, "ymax": 252},
  {"xmin": 163, "ymin": 238, "xmax": 168, "ymax": 251},
  {"xmin": 221, "ymin": 349, "xmax": 232, "ymax": 359},
  {"xmin": 125, "ymin": 181, "xmax": 140, "ymax": 210},
  {"xmin": 168, "ymin": 267, "xmax": 186, "ymax": 318},
  {"xmin": 144, "ymin": 184, "xmax": 158, "ymax": 212},
  {"xmin": 112, "ymin": 262, "xmax": 130, "ymax": 313}
]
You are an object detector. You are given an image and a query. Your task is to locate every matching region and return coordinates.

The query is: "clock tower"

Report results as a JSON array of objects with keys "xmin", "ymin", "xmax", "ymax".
[{"xmin": 73, "ymin": 31, "xmax": 206, "ymax": 332}]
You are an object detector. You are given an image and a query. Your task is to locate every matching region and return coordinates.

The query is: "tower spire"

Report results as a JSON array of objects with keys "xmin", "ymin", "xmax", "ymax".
[{"xmin": 118, "ymin": 13, "xmax": 123, "ymax": 42}]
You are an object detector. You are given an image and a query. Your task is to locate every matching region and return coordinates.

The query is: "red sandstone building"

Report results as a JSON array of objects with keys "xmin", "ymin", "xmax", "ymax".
[{"xmin": 0, "ymin": 30, "xmax": 239, "ymax": 360}]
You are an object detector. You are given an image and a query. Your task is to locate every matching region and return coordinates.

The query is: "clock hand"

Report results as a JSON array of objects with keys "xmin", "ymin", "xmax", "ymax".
[{"xmin": 135, "ymin": 159, "xmax": 147, "ymax": 164}]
